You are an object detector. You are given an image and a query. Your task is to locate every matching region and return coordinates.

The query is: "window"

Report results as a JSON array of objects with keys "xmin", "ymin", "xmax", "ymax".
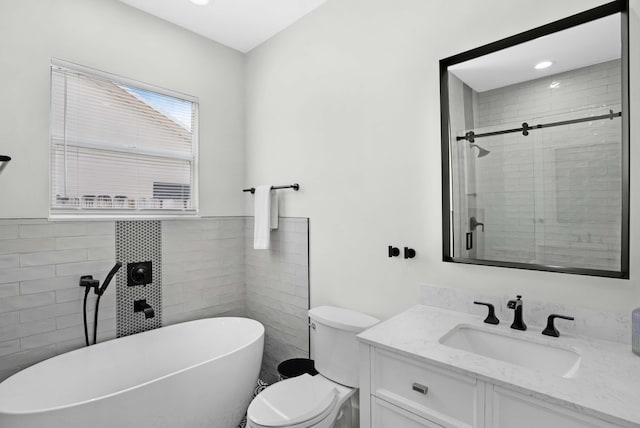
[{"xmin": 50, "ymin": 60, "xmax": 198, "ymax": 217}]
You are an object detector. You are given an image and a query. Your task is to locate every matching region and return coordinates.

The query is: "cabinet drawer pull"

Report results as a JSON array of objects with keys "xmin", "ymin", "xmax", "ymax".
[{"xmin": 411, "ymin": 382, "xmax": 428, "ymax": 395}]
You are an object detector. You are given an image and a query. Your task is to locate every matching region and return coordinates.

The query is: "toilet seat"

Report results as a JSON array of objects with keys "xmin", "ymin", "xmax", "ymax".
[{"xmin": 247, "ymin": 374, "xmax": 339, "ymax": 428}]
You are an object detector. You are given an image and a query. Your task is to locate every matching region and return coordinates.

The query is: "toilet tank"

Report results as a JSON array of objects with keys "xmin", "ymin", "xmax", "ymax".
[{"xmin": 308, "ymin": 306, "xmax": 379, "ymax": 387}]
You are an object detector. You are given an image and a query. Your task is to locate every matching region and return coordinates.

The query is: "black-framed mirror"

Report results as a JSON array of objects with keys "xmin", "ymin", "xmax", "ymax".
[{"xmin": 440, "ymin": 0, "xmax": 629, "ymax": 278}]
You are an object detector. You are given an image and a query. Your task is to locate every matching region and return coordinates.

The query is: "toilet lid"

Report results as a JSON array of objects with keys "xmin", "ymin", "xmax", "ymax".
[{"xmin": 247, "ymin": 374, "xmax": 338, "ymax": 427}]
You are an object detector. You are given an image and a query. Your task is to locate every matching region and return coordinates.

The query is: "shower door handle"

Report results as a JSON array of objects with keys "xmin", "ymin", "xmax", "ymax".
[
  {"xmin": 470, "ymin": 216, "xmax": 484, "ymax": 232},
  {"xmin": 466, "ymin": 232, "xmax": 473, "ymax": 250}
]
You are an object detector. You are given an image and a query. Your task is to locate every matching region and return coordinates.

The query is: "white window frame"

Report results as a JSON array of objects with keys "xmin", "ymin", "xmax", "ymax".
[{"xmin": 49, "ymin": 59, "xmax": 199, "ymax": 220}]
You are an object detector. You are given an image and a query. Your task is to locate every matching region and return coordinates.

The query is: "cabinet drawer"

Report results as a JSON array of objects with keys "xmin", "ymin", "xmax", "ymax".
[
  {"xmin": 372, "ymin": 396, "xmax": 444, "ymax": 428},
  {"xmin": 371, "ymin": 349, "xmax": 482, "ymax": 428},
  {"xmin": 489, "ymin": 386, "xmax": 620, "ymax": 428}
]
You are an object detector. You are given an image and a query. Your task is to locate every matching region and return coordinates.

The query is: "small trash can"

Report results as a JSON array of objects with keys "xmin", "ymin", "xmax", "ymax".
[{"xmin": 277, "ymin": 358, "xmax": 318, "ymax": 381}]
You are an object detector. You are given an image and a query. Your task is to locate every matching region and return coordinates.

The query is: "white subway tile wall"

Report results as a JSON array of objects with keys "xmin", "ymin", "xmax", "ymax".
[
  {"xmin": 162, "ymin": 217, "xmax": 247, "ymax": 324},
  {"xmin": 245, "ymin": 218, "xmax": 310, "ymax": 383},
  {"xmin": 468, "ymin": 60, "xmax": 622, "ymax": 269},
  {"xmin": 0, "ymin": 219, "xmax": 116, "ymax": 381},
  {"xmin": 0, "ymin": 217, "xmax": 309, "ymax": 383}
]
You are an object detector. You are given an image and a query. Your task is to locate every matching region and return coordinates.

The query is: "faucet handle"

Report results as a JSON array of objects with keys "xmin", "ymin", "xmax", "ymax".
[
  {"xmin": 473, "ymin": 301, "xmax": 499, "ymax": 325},
  {"xmin": 507, "ymin": 295, "xmax": 522, "ymax": 309},
  {"xmin": 542, "ymin": 314, "xmax": 575, "ymax": 338}
]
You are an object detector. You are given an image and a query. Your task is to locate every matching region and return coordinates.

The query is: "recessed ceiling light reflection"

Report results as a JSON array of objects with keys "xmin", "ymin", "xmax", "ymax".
[
  {"xmin": 535, "ymin": 61, "xmax": 553, "ymax": 70},
  {"xmin": 549, "ymin": 81, "xmax": 561, "ymax": 89},
  {"xmin": 190, "ymin": 0, "xmax": 210, "ymax": 5}
]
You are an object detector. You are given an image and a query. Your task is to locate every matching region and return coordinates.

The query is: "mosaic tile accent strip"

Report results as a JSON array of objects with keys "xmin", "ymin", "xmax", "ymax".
[{"xmin": 116, "ymin": 221, "xmax": 162, "ymax": 337}]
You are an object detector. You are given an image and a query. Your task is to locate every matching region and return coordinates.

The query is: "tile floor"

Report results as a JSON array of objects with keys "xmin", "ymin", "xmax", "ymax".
[{"xmin": 238, "ymin": 379, "xmax": 270, "ymax": 428}]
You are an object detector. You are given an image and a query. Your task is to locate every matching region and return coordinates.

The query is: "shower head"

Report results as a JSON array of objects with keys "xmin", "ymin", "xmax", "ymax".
[{"xmin": 469, "ymin": 144, "xmax": 490, "ymax": 158}]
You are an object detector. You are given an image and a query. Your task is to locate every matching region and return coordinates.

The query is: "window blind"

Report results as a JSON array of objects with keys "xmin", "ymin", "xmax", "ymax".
[{"xmin": 50, "ymin": 60, "xmax": 198, "ymax": 216}]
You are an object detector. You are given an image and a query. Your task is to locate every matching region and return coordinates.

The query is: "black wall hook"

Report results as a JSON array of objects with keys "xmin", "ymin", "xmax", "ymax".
[
  {"xmin": 404, "ymin": 247, "xmax": 416, "ymax": 259},
  {"xmin": 388, "ymin": 246, "xmax": 400, "ymax": 257}
]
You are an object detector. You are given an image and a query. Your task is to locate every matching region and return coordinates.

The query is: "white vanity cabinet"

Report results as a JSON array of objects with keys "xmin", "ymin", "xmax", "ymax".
[{"xmin": 360, "ymin": 344, "xmax": 619, "ymax": 428}]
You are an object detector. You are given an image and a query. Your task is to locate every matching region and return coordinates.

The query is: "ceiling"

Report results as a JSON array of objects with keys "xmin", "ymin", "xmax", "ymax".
[
  {"xmin": 449, "ymin": 14, "xmax": 621, "ymax": 92},
  {"xmin": 119, "ymin": 0, "xmax": 329, "ymax": 53}
]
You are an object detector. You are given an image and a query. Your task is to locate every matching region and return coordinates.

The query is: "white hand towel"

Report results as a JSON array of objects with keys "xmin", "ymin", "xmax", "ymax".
[
  {"xmin": 270, "ymin": 190, "xmax": 279, "ymax": 230},
  {"xmin": 253, "ymin": 185, "xmax": 272, "ymax": 250}
]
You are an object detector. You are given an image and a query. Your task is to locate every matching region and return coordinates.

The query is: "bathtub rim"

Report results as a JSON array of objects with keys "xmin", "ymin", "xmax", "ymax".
[{"xmin": 0, "ymin": 317, "xmax": 264, "ymax": 416}]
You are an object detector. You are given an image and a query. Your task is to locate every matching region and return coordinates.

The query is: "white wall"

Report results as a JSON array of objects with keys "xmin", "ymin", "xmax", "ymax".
[
  {"xmin": 245, "ymin": 0, "xmax": 640, "ymax": 319},
  {"xmin": 0, "ymin": 0, "xmax": 245, "ymax": 218}
]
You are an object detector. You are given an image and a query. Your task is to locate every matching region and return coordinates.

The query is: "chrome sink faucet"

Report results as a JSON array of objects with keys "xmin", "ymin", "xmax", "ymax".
[{"xmin": 507, "ymin": 295, "xmax": 527, "ymax": 331}]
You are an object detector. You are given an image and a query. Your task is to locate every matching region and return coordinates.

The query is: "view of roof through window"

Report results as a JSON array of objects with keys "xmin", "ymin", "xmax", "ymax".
[{"xmin": 124, "ymin": 86, "xmax": 194, "ymax": 132}]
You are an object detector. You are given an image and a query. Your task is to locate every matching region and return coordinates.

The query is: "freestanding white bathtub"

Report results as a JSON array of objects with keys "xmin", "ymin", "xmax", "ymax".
[{"xmin": 0, "ymin": 317, "xmax": 264, "ymax": 428}]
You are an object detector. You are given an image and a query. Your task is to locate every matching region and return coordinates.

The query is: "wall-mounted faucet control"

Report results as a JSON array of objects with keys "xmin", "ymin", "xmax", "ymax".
[
  {"xmin": 507, "ymin": 295, "xmax": 527, "ymax": 331},
  {"xmin": 128, "ymin": 261, "xmax": 152, "ymax": 287},
  {"xmin": 473, "ymin": 301, "xmax": 499, "ymax": 325},
  {"xmin": 134, "ymin": 299, "xmax": 155, "ymax": 319},
  {"xmin": 542, "ymin": 314, "xmax": 574, "ymax": 337}
]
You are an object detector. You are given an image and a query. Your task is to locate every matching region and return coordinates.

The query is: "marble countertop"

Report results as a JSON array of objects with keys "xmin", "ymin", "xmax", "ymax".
[{"xmin": 357, "ymin": 305, "xmax": 640, "ymax": 428}]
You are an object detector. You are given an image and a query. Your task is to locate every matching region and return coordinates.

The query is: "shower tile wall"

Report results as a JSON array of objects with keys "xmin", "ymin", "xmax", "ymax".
[
  {"xmin": 470, "ymin": 59, "xmax": 621, "ymax": 269},
  {"xmin": 246, "ymin": 218, "xmax": 309, "ymax": 383},
  {"xmin": 0, "ymin": 219, "xmax": 116, "ymax": 381},
  {"xmin": 162, "ymin": 217, "xmax": 246, "ymax": 324}
]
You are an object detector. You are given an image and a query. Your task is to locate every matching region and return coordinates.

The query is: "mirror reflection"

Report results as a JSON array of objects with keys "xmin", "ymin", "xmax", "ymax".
[{"xmin": 442, "ymin": 7, "xmax": 628, "ymax": 277}]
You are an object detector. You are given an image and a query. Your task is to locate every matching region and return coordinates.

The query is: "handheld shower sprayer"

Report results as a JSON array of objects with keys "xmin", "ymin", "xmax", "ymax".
[
  {"xmin": 98, "ymin": 262, "xmax": 122, "ymax": 296},
  {"xmin": 80, "ymin": 262, "xmax": 122, "ymax": 346}
]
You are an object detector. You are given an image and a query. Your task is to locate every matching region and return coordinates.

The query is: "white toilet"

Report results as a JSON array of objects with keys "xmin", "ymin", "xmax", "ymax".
[{"xmin": 247, "ymin": 306, "xmax": 379, "ymax": 428}]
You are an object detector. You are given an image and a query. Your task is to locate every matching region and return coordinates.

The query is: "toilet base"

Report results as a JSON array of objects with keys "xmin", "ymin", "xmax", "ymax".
[{"xmin": 331, "ymin": 390, "xmax": 359, "ymax": 428}]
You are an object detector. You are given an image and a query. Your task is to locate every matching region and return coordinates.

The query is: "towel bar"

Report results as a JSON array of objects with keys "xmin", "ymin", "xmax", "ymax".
[{"xmin": 243, "ymin": 183, "xmax": 299, "ymax": 194}]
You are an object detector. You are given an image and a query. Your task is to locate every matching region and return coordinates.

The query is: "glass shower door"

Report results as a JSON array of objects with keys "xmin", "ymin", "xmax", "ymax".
[
  {"xmin": 451, "ymin": 122, "xmax": 537, "ymax": 263},
  {"xmin": 451, "ymin": 104, "xmax": 622, "ymax": 272}
]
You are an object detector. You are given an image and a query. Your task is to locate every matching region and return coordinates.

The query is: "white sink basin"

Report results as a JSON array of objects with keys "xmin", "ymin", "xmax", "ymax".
[{"xmin": 439, "ymin": 324, "xmax": 581, "ymax": 378}]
